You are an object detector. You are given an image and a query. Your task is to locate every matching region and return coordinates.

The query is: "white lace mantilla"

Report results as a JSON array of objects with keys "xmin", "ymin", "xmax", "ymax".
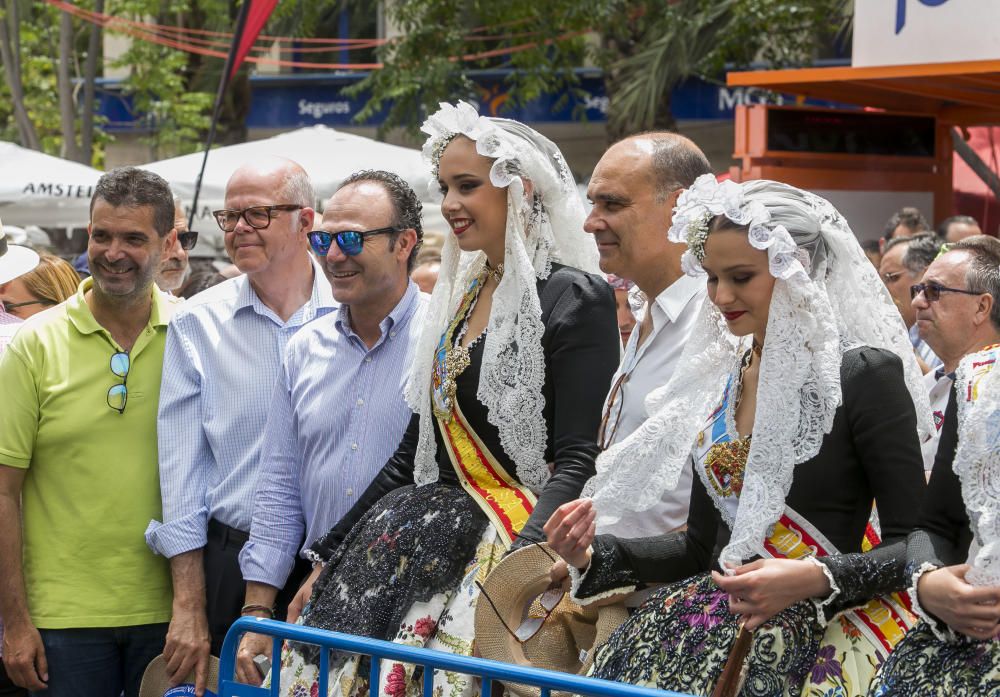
[
  {"xmin": 590, "ymin": 178, "xmax": 933, "ymax": 570},
  {"xmin": 406, "ymin": 101, "xmax": 601, "ymax": 489},
  {"xmin": 952, "ymin": 347, "xmax": 1000, "ymax": 588}
]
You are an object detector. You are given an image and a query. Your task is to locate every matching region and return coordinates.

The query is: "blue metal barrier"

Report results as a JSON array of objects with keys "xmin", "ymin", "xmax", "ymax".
[{"xmin": 220, "ymin": 617, "xmax": 694, "ymax": 697}]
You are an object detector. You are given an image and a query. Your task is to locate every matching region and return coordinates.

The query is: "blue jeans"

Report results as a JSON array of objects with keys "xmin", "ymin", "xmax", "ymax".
[{"xmin": 32, "ymin": 624, "xmax": 168, "ymax": 697}]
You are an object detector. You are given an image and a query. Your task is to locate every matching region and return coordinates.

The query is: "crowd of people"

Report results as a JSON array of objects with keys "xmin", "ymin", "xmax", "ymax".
[{"xmin": 0, "ymin": 100, "xmax": 997, "ymax": 697}]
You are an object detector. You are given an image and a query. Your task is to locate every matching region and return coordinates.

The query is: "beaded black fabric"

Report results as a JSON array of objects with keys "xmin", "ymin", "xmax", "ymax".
[
  {"xmin": 870, "ymin": 621, "xmax": 1000, "ymax": 696},
  {"xmin": 816, "ymin": 546, "xmax": 908, "ymax": 620},
  {"xmin": 590, "ymin": 573, "xmax": 823, "ymax": 696},
  {"xmin": 296, "ymin": 484, "xmax": 488, "ymax": 662}
]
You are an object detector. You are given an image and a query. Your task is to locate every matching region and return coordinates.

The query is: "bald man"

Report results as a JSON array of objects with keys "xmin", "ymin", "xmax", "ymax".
[
  {"xmin": 578, "ymin": 134, "xmax": 711, "ymax": 598},
  {"xmin": 145, "ymin": 158, "xmax": 337, "ymax": 692}
]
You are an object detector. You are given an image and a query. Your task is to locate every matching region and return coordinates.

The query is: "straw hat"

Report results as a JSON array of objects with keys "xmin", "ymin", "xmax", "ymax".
[
  {"xmin": 138, "ymin": 654, "xmax": 221, "ymax": 697},
  {"xmin": 474, "ymin": 543, "xmax": 628, "ymax": 697},
  {"xmin": 0, "ymin": 217, "xmax": 40, "ymax": 285}
]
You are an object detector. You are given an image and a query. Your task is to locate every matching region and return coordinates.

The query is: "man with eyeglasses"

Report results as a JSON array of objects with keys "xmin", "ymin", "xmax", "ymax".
[
  {"xmin": 879, "ymin": 232, "xmax": 945, "ymax": 373},
  {"xmin": 0, "ymin": 168, "xmax": 180, "ymax": 697},
  {"xmin": 911, "ymin": 235, "xmax": 1000, "ymax": 472},
  {"xmin": 155, "ymin": 194, "xmax": 197, "ymax": 295},
  {"xmin": 145, "ymin": 157, "xmax": 337, "ymax": 693},
  {"xmin": 233, "ymin": 170, "xmax": 426, "ymax": 685}
]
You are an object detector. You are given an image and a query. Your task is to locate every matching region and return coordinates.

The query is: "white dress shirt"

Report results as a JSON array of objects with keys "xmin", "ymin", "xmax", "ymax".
[
  {"xmin": 921, "ymin": 367, "xmax": 953, "ymax": 472},
  {"xmin": 598, "ymin": 273, "xmax": 706, "ymax": 538}
]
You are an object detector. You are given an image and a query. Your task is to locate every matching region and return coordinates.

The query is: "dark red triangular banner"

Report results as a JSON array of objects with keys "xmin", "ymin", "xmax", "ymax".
[{"xmin": 229, "ymin": 0, "xmax": 279, "ymax": 80}]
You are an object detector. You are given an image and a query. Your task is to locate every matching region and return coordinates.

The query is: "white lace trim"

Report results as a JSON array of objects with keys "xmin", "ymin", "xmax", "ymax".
[
  {"xmin": 566, "ymin": 561, "xmax": 636, "ymax": 606},
  {"xmin": 407, "ymin": 102, "xmax": 601, "ymax": 489},
  {"xmin": 804, "ymin": 556, "xmax": 839, "ymax": 627},
  {"xmin": 303, "ymin": 548, "xmax": 326, "ymax": 566},
  {"xmin": 589, "ymin": 180, "xmax": 933, "ymax": 570},
  {"xmin": 908, "ymin": 561, "xmax": 953, "ymax": 641},
  {"xmin": 952, "ymin": 347, "xmax": 1000, "ymax": 588}
]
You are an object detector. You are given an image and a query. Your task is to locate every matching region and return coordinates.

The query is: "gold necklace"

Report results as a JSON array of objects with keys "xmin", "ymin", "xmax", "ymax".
[{"xmin": 485, "ymin": 261, "xmax": 504, "ymax": 284}]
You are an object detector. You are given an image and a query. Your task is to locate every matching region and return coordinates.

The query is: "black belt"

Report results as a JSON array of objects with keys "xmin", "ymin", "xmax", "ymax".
[{"xmin": 207, "ymin": 518, "xmax": 250, "ymax": 548}]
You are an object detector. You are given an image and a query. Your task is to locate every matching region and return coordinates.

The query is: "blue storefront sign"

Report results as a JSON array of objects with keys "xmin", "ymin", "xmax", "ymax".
[{"xmin": 95, "ymin": 67, "xmax": 848, "ymax": 133}]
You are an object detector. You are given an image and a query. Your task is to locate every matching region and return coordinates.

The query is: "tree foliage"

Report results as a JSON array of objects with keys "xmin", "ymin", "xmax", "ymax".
[{"xmin": 352, "ymin": 0, "xmax": 852, "ymax": 140}]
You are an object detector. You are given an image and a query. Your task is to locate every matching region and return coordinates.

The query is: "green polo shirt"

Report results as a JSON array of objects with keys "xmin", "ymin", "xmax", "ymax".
[{"xmin": 0, "ymin": 278, "xmax": 176, "ymax": 629}]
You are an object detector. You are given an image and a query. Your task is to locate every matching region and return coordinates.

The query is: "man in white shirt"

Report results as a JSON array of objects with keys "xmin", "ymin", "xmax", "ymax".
[
  {"xmin": 584, "ymin": 133, "xmax": 712, "ymax": 541},
  {"xmin": 912, "ymin": 235, "xmax": 1000, "ymax": 471}
]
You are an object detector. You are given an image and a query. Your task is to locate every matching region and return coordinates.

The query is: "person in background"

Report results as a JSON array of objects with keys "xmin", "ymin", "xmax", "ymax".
[
  {"xmin": 862, "ymin": 238, "xmax": 882, "ymax": 268},
  {"xmin": 936, "ymin": 214, "xmax": 982, "ymax": 244},
  {"xmin": 911, "ymin": 235, "xmax": 1000, "ymax": 473},
  {"xmin": 0, "ymin": 253, "xmax": 80, "ymax": 320},
  {"xmin": 606, "ymin": 274, "xmax": 637, "ymax": 347},
  {"xmin": 879, "ymin": 233, "xmax": 946, "ymax": 372},
  {"xmin": 410, "ymin": 230, "xmax": 444, "ymax": 293},
  {"xmin": 0, "ymin": 221, "xmax": 40, "ymax": 697},
  {"xmin": 880, "ymin": 206, "xmax": 931, "ymax": 252},
  {"xmin": 155, "ymin": 195, "xmax": 196, "ymax": 295},
  {"xmin": 177, "ymin": 270, "xmax": 227, "ymax": 300}
]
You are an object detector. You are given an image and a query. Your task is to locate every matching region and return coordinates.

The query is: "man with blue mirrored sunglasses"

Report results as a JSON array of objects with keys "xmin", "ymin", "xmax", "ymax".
[{"xmin": 235, "ymin": 170, "xmax": 427, "ymax": 685}]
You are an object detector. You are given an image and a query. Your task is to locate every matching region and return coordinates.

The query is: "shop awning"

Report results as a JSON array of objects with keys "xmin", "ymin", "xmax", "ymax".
[{"xmin": 727, "ymin": 58, "xmax": 1000, "ymax": 125}]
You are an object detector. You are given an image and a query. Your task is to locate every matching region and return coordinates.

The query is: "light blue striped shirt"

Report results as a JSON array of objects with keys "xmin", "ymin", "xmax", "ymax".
[
  {"xmin": 239, "ymin": 282, "xmax": 427, "ymax": 588},
  {"xmin": 146, "ymin": 257, "xmax": 338, "ymax": 558}
]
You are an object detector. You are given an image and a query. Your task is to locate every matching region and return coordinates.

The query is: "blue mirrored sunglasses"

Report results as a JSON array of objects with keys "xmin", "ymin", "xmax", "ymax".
[{"xmin": 307, "ymin": 226, "xmax": 398, "ymax": 257}]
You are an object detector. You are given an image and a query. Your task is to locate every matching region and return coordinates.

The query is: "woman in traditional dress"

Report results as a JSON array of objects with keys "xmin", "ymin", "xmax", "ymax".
[
  {"xmin": 272, "ymin": 102, "xmax": 619, "ymax": 697},
  {"xmin": 545, "ymin": 177, "xmax": 933, "ymax": 697},
  {"xmin": 869, "ymin": 344, "xmax": 1000, "ymax": 696}
]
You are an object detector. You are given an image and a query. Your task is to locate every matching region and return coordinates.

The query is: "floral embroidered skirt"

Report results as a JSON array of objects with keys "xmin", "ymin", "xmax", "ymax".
[
  {"xmin": 271, "ymin": 483, "xmax": 507, "ymax": 697},
  {"xmin": 590, "ymin": 572, "xmax": 887, "ymax": 697},
  {"xmin": 868, "ymin": 620, "xmax": 1000, "ymax": 696}
]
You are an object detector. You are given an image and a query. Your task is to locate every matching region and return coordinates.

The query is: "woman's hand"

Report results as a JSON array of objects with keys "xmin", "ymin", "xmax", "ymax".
[
  {"xmin": 543, "ymin": 498, "xmax": 596, "ymax": 570},
  {"xmin": 917, "ymin": 565, "xmax": 1000, "ymax": 640},
  {"xmin": 287, "ymin": 565, "xmax": 324, "ymax": 624},
  {"xmin": 712, "ymin": 558, "xmax": 831, "ymax": 630}
]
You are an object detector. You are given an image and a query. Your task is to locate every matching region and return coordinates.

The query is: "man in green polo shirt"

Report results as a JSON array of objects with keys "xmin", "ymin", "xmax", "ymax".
[{"xmin": 0, "ymin": 167, "xmax": 178, "ymax": 697}]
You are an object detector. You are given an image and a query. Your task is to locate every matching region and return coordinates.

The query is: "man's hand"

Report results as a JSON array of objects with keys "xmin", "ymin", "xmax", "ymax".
[
  {"xmin": 235, "ymin": 631, "xmax": 273, "ymax": 686},
  {"xmin": 712, "ymin": 558, "xmax": 831, "ymax": 630},
  {"xmin": 287, "ymin": 565, "xmax": 323, "ymax": 625},
  {"xmin": 543, "ymin": 498, "xmax": 595, "ymax": 570},
  {"xmin": 162, "ymin": 605, "xmax": 211, "ymax": 696},
  {"xmin": 2, "ymin": 618, "xmax": 48, "ymax": 691},
  {"xmin": 918, "ymin": 565, "xmax": 1000, "ymax": 640}
]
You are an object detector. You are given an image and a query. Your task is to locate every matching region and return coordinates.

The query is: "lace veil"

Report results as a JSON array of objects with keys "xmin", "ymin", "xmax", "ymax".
[
  {"xmin": 590, "ymin": 176, "xmax": 933, "ymax": 569},
  {"xmin": 406, "ymin": 101, "xmax": 601, "ymax": 489},
  {"xmin": 953, "ymin": 350, "xmax": 1000, "ymax": 587}
]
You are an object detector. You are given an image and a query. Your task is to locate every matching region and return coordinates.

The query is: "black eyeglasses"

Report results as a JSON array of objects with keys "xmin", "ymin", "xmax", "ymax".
[
  {"xmin": 476, "ymin": 533, "xmax": 565, "ymax": 643},
  {"xmin": 212, "ymin": 204, "xmax": 303, "ymax": 232},
  {"xmin": 177, "ymin": 230, "xmax": 199, "ymax": 251},
  {"xmin": 107, "ymin": 351, "xmax": 130, "ymax": 414},
  {"xmin": 910, "ymin": 281, "xmax": 983, "ymax": 302},
  {"xmin": 0, "ymin": 299, "xmax": 55, "ymax": 314},
  {"xmin": 307, "ymin": 226, "xmax": 398, "ymax": 257}
]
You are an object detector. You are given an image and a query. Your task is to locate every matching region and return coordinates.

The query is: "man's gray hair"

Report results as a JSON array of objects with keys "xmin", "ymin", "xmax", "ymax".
[
  {"xmin": 951, "ymin": 235, "xmax": 1000, "ymax": 331},
  {"xmin": 280, "ymin": 167, "xmax": 315, "ymax": 208},
  {"xmin": 627, "ymin": 132, "xmax": 712, "ymax": 202},
  {"xmin": 885, "ymin": 233, "xmax": 945, "ymax": 275}
]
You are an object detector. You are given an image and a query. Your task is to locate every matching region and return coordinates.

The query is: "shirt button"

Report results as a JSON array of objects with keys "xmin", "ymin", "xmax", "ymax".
[
  {"xmin": 356, "ymin": 398, "xmax": 364, "ymax": 406},
  {"xmin": 389, "ymin": 331, "xmax": 397, "ymax": 338},
  {"xmin": 351, "ymin": 443, "xmax": 358, "ymax": 451},
  {"xmin": 346, "ymin": 488, "xmax": 353, "ymax": 496},
  {"xmin": 365, "ymin": 357, "xmax": 372, "ymax": 363}
]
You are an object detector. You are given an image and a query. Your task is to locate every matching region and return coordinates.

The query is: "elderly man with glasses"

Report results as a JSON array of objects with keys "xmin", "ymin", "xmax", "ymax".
[
  {"xmin": 911, "ymin": 235, "xmax": 1000, "ymax": 472},
  {"xmin": 232, "ymin": 169, "xmax": 427, "ymax": 685},
  {"xmin": 145, "ymin": 157, "xmax": 336, "ymax": 695},
  {"xmin": 0, "ymin": 168, "xmax": 180, "ymax": 697}
]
